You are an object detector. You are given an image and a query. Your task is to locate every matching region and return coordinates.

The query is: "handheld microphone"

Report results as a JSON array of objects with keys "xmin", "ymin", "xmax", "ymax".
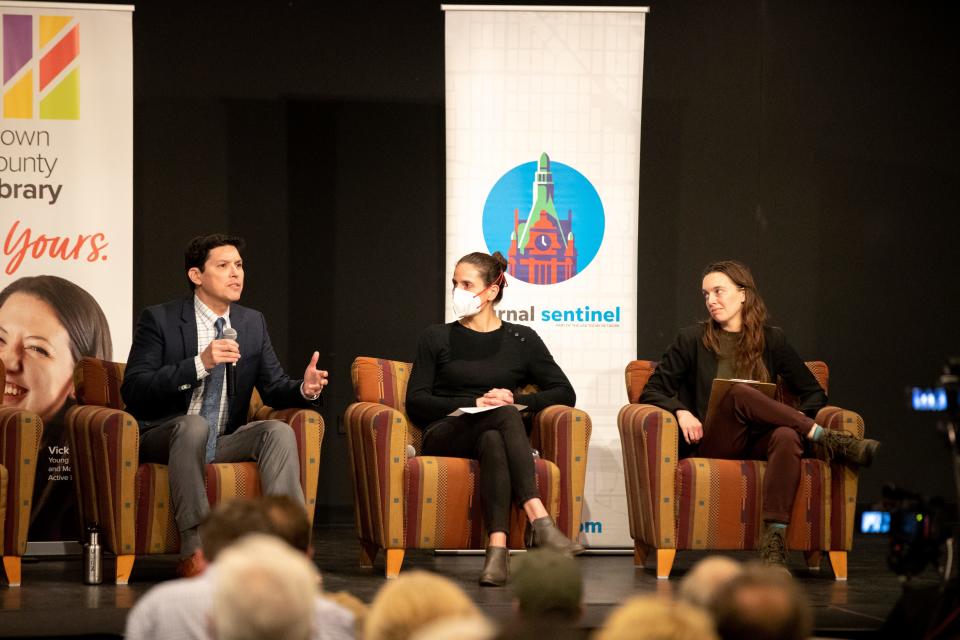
[{"xmin": 222, "ymin": 327, "xmax": 238, "ymax": 398}]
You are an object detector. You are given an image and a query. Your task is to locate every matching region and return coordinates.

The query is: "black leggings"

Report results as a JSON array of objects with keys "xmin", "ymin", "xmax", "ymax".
[{"xmin": 421, "ymin": 406, "xmax": 538, "ymax": 534}]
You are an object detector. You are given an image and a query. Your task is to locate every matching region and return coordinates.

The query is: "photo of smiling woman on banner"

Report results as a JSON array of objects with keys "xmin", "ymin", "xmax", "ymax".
[{"xmin": 0, "ymin": 275, "xmax": 113, "ymax": 540}]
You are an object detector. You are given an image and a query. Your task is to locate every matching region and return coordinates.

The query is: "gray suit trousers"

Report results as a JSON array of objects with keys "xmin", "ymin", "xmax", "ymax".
[{"xmin": 139, "ymin": 414, "xmax": 304, "ymax": 544}]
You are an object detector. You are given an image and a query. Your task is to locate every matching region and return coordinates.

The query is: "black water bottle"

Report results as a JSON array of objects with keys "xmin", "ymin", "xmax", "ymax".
[{"xmin": 83, "ymin": 524, "xmax": 102, "ymax": 584}]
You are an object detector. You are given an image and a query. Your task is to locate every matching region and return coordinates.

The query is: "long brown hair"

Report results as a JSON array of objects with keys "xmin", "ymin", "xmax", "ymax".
[{"xmin": 701, "ymin": 261, "xmax": 769, "ymax": 382}]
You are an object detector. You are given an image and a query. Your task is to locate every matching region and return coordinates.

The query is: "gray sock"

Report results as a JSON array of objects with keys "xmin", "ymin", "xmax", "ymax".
[{"xmin": 180, "ymin": 526, "xmax": 201, "ymax": 559}]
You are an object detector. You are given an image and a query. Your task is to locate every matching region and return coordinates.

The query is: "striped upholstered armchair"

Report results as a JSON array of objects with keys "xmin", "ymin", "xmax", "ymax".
[
  {"xmin": 346, "ymin": 356, "xmax": 591, "ymax": 577},
  {"xmin": 0, "ymin": 362, "xmax": 43, "ymax": 586},
  {"xmin": 618, "ymin": 360, "xmax": 862, "ymax": 580},
  {"xmin": 64, "ymin": 357, "xmax": 324, "ymax": 584}
]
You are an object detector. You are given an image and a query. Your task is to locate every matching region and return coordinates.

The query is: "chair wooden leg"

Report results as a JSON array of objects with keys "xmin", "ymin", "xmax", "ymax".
[
  {"xmin": 385, "ymin": 549, "xmax": 405, "ymax": 579},
  {"xmin": 359, "ymin": 541, "xmax": 379, "ymax": 569},
  {"xmin": 829, "ymin": 551, "xmax": 848, "ymax": 581},
  {"xmin": 657, "ymin": 549, "xmax": 677, "ymax": 579},
  {"xmin": 3, "ymin": 556, "xmax": 21, "ymax": 587},
  {"xmin": 804, "ymin": 550, "xmax": 823, "ymax": 571},
  {"xmin": 115, "ymin": 555, "xmax": 136, "ymax": 585},
  {"xmin": 633, "ymin": 541, "xmax": 651, "ymax": 568}
]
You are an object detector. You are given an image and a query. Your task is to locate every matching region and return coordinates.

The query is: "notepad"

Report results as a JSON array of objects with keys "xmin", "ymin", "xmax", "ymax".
[
  {"xmin": 704, "ymin": 378, "xmax": 776, "ymax": 425},
  {"xmin": 448, "ymin": 404, "xmax": 527, "ymax": 417}
]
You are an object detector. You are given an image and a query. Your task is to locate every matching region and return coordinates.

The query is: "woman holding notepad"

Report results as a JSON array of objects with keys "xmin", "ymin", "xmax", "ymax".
[
  {"xmin": 406, "ymin": 251, "xmax": 581, "ymax": 587},
  {"xmin": 640, "ymin": 260, "xmax": 880, "ymax": 568}
]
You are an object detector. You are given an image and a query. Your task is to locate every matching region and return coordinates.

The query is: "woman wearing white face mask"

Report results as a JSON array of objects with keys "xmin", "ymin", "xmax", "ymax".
[{"xmin": 406, "ymin": 251, "xmax": 580, "ymax": 587}]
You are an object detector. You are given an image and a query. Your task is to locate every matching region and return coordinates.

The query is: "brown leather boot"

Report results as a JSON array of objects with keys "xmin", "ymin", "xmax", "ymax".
[
  {"xmin": 759, "ymin": 524, "xmax": 788, "ymax": 569},
  {"xmin": 526, "ymin": 516, "xmax": 584, "ymax": 556},
  {"xmin": 817, "ymin": 429, "xmax": 880, "ymax": 466},
  {"xmin": 479, "ymin": 546, "xmax": 509, "ymax": 586}
]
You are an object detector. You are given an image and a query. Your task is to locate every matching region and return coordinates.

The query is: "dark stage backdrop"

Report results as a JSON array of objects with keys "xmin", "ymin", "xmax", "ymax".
[{"xmin": 126, "ymin": 0, "xmax": 958, "ymax": 521}]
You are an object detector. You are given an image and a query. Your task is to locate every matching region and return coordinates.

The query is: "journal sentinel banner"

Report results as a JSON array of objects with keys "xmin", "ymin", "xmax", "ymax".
[
  {"xmin": 1, "ymin": 2, "xmax": 133, "ymax": 543},
  {"xmin": 443, "ymin": 5, "xmax": 647, "ymax": 547}
]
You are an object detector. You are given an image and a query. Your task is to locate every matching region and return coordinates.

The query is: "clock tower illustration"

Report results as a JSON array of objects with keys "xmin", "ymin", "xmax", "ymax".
[{"xmin": 507, "ymin": 152, "xmax": 577, "ymax": 284}]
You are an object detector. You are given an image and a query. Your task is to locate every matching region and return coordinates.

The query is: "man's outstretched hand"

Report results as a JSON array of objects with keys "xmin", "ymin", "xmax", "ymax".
[{"xmin": 302, "ymin": 351, "xmax": 329, "ymax": 398}]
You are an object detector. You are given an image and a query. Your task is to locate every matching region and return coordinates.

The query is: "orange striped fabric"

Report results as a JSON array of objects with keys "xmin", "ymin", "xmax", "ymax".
[
  {"xmin": 624, "ymin": 360, "xmax": 657, "ymax": 405},
  {"xmin": 135, "ymin": 464, "xmax": 178, "ymax": 554},
  {"xmin": 674, "ymin": 458, "xmax": 832, "ymax": 551},
  {"xmin": 507, "ymin": 457, "xmax": 561, "ymax": 547},
  {"xmin": 404, "ymin": 456, "xmax": 479, "ymax": 549},
  {"xmin": 256, "ymin": 409, "xmax": 324, "ymax": 524},
  {"xmin": 347, "ymin": 358, "xmax": 422, "ymax": 552},
  {"xmin": 620, "ymin": 359, "xmax": 865, "ymax": 561},
  {"xmin": 67, "ymin": 358, "xmax": 324, "ymax": 560},
  {"xmin": 206, "ymin": 462, "xmax": 262, "ymax": 505},
  {"xmin": 402, "ymin": 455, "xmax": 561, "ymax": 549},
  {"xmin": 73, "ymin": 358, "xmax": 126, "ymax": 409},
  {"xmin": 533, "ymin": 405, "xmax": 591, "ymax": 542},
  {"xmin": 347, "ymin": 402, "xmax": 416, "ymax": 550},
  {"xmin": 786, "ymin": 459, "xmax": 832, "ymax": 550},
  {"xmin": 65, "ymin": 403, "xmax": 139, "ymax": 555},
  {"xmin": 618, "ymin": 403, "xmax": 679, "ymax": 548},
  {"xmin": 816, "ymin": 406, "xmax": 864, "ymax": 549},
  {"xmin": 0, "ymin": 406, "xmax": 43, "ymax": 557},
  {"xmin": 352, "ymin": 357, "xmax": 411, "ymax": 417},
  {"xmin": 778, "ymin": 361, "xmax": 829, "ymax": 407},
  {"xmin": 347, "ymin": 356, "xmax": 588, "ymax": 559}
]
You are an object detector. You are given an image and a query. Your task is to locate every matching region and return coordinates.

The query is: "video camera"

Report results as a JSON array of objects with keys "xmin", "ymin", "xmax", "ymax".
[
  {"xmin": 877, "ymin": 358, "xmax": 960, "ymax": 638},
  {"xmin": 860, "ymin": 485, "xmax": 949, "ymax": 577},
  {"xmin": 858, "ymin": 358, "xmax": 960, "ymax": 579},
  {"xmin": 910, "ymin": 357, "xmax": 960, "ymax": 414}
]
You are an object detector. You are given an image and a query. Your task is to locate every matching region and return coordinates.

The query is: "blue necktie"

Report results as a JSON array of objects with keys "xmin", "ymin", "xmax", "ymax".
[{"xmin": 200, "ymin": 317, "xmax": 225, "ymax": 463}]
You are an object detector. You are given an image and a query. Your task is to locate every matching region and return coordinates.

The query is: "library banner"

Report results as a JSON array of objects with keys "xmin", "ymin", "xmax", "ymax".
[
  {"xmin": 443, "ymin": 5, "xmax": 647, "ymax": 547},
  {"xmin": 1, "ymin": 1, "xmax": 133, "ymax": 544}
]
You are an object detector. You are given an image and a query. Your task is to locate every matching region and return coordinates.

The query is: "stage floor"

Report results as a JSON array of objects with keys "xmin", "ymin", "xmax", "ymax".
[{"xmin": 0, "ymin": 526, "xmax": 917, "ymax": 638}]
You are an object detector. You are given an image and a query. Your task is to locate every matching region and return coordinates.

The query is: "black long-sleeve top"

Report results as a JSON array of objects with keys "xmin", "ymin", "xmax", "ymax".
[
  {"xmin": 639, "ymin": 324, "xmax": 827, "ymax": 422},
  {"xmin": 405, "ymin": 321, "xmax": 576, "ymax": 427}
]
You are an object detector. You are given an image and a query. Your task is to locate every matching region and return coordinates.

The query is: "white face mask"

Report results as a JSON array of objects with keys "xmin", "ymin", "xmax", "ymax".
[
  {"xmin": 452, "ymin": 271, "xmax": 504, "ymax": 319},
  {"xmin": 452, "ymin": 287, "xmax": 484, "ymax": 319}
]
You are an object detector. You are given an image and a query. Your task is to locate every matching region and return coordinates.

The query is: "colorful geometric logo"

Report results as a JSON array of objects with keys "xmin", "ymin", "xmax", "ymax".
[
  {"xmin": 482, "ymin": 153, "xmax": 604, "ymax": 285},
  {"xmin": 2, "ymin": 14, "xmax": 79, "ymax": 120}
]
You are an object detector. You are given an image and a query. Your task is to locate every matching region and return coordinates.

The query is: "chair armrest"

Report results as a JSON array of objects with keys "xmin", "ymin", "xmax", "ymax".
[
  {"xmin": 530, "ymin": 405, "xmax": 591, "ymax": 539},
  {"xmin": 812, "ymin": 405, "xmax": 867, "ymax": 468},
  {"xmin": 617, "ymin": 403, "xmax": 679, "ymax": 548},
  {"xmin": 625, "ymin": 360, "xmax": 657, "ymax": 404},
  {"xmin": 255, "ymin": 407, "xmax": 324, "ymax": 524},
  {"xmin": 344, "ymin": 402, "xmax": 416, "ymax": 549},
  {"xmin": 64, "ymin": 404, "xmax": 139, "ymax": 556},
  {"xmin": 813, "ymin": 405, "xmax": 864, "ymax": 549},
  {"xmin": 0, "ymin": 408, "xmax": 42, "ymax": 557},
  {"xmin": 815, "ymin": 406, "xmax": 865, "ymax": 438},
  {"xmin": 73, "ymin": 357, "xmax": 126, "ymax": 409}
]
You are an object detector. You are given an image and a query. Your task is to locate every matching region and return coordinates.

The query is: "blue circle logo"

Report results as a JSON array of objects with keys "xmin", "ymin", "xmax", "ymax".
[{"xmin": 482, "ymin": 153, "xmax": 604, "ymax": 285}]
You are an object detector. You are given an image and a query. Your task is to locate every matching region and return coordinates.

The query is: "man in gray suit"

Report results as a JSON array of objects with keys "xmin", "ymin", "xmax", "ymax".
[{"xmin": 121, "ymin": 233, "xmax": 328, "ymax": 577}]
